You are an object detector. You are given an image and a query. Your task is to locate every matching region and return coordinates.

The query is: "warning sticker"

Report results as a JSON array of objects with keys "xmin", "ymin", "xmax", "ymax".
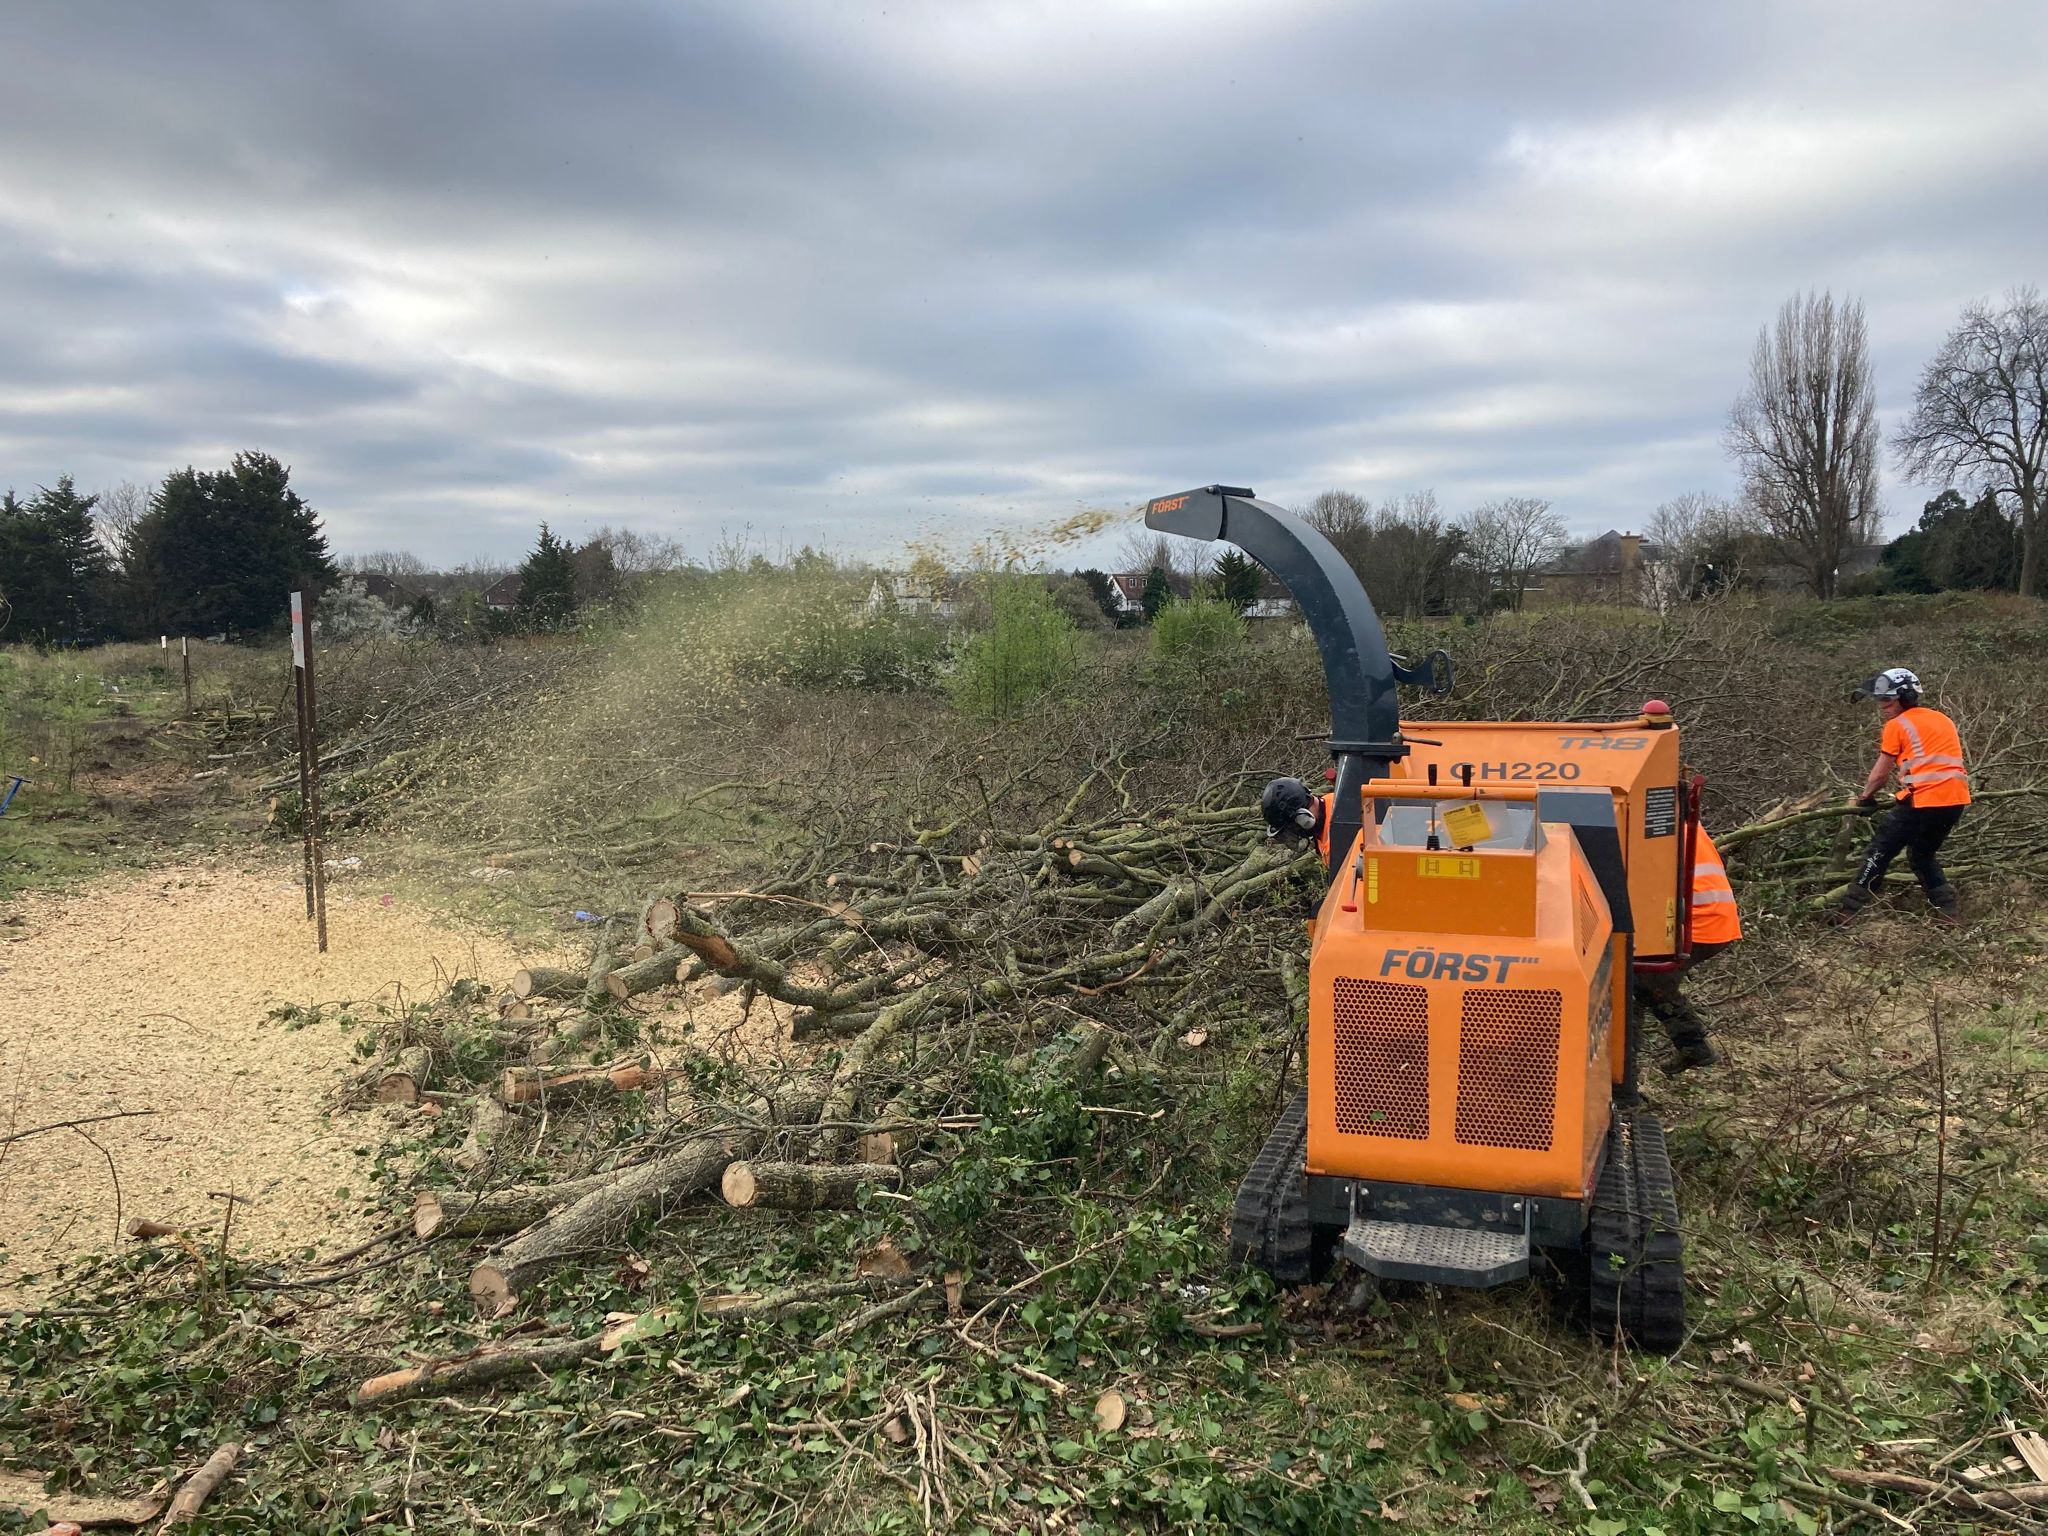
[
  {"xmin": 1643, "ymin": 785, "xmax": 1678, "ymax": 839},
  {"xmin": 1417, "ymin": 854, "xmax": 1481, "ymax": 880},
  {"xmin": 1441, "ymin": 802, "xmax": 1493, "ymax": 847}
]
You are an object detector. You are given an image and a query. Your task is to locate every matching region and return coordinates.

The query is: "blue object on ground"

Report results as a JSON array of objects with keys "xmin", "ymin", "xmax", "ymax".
[
  {"xmin": 573, "ymin": 910, "xmax": 602, "ymax": 922},
  {"xmin": 0, "ymin": 776, "xmax": 26, "ymax": 817}
]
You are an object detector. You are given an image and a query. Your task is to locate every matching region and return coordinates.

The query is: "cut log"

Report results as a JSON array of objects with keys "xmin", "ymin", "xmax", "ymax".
[
  {"xmin": 1068, "ymin": 1023, "xmax": 1112, "ymax": 1080},
  {"xmin": 510, "ymin": 965, "xmax": 582, "ymax": 1001},
  {"xmin": 496, "ymin": 1062, "xmax": 675, "ymax": 1107},
  {"xmin": 352, "ymin": 1277, "xmax": 917, "ymax": 1407},
  {"xmin": 628, "ymin": 942, "xmax": 655, "ymax": 962},
  {"xmin": 603, "ymin": 947, "xmax": 684, "ymax": 1001},
  {"xmin": 500, "ymin": 997, "xmax": 533, "ymax": 1022},
  {"xmin": 583, "ymin": 920, "xmax": 620, "ymax": 1009},
  {"xmin": 411, "ymin": 1173, "xmax": 617, "ymax": 1240},
  {"xmin": 790, "ymin": 1006, "xmax": 879, "ymax": 1042},
  {"xmin": 640, "ymin": 894, "xmax": 704, "ymax": 951},
  {"xmin": 353, "ymin": 1335, "xmax": 604, "ymax": 1407},
  {"xmin": 641, "ymin": 896, "xmax": 816, "ymax": 996},
  {"xmin": 373, "ymin": 1046, "xmax": 433, "ymax": 1105},
  {"xmin": 720, "ymin": 1160, "xmax": 904, "ymax": 1211},
  {"xmin": 164, "ymin": 1442, "xmax": 241, "ymax": 1525},
  {"xmin": 469, "ymin": 1080, "xmax": 825, "ymax": 1313},
  {"xmin": 126, "ymin": 1218, "xmax": 183, "ymax": 1240},
  {"xmin": 454, "ymin": 1096, "xmax": 517, "ymax": 1173}
]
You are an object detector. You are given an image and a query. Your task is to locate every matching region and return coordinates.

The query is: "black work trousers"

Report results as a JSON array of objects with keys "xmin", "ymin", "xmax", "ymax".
[
  {"xmin": 1633, "ymin": 940, "xmax": 1729, "ymax": 1048},
  {"xmin": 1849, "ymin": 803, "xmax": 1965, "ymax": 902}
]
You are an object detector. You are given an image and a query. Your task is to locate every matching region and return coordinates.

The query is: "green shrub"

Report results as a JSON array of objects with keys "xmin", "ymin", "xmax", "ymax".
[
  {"xmin": 1150, "ymin": 596, "xmax": 1246, "ymax": 669},
  {"xmin": 949, "ymin": 574, "xmax": 1081, "ymax": 718}
]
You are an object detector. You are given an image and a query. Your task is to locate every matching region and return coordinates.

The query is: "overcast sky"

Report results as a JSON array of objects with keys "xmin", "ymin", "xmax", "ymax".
[{"xmin": 2, "ymin": 1, "xmax": 2042, "ymax": 567}]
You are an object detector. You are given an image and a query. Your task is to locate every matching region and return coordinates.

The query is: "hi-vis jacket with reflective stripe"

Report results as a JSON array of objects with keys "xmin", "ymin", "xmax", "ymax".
[
  {"xmin": 1690, "ymin": 829, "xmax": 1742, "ymax": 946},
  {"xmin": 1880, "ymin": 706, "xmax": 1971, "ymax": 808}
]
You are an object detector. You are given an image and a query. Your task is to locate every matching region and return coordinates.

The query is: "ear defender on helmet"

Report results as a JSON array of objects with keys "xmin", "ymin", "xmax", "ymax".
[
  {"xmin": 1856, "ymin": 667, "xmax": 1923, "ymax": 703},
  {"xmin": 1260, "ymin": 777, "xmax": 1320, "ymax": 842}
]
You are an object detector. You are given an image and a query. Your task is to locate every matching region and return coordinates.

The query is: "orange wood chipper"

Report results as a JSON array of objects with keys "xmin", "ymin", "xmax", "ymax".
[{"xmin": 1146, "ymin": 486, "xmax": 1700, "ymax": 1349}]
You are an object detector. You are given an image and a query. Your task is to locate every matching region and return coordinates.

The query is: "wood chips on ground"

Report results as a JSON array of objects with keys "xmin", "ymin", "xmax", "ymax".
[{"xmin": 0, "ymin": 860, "xmax": 529, "ymax": 1301}]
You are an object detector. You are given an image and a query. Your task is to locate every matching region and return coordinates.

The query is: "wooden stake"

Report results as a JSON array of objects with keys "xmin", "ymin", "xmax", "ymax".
[{"xmin": 290, "ymin": 591, "xmax": 327, "ymax": 952}]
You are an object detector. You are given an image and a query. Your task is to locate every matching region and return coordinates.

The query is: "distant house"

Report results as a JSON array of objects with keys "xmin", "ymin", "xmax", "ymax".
[
  {"xmin": 484, "ymin": 574, "xmax": 523, "ymax": 612},
  {"xmin": 356, "ymin": 572, "xmax": 420, "ymax": 608},
  {"xmin": 1529, "ymin": 530, "xmax": 1660, "ymax": 608},
  {"xmin": 1245, "ymin": 570, "xmax": 1296, "ymax": 620},
  {"xmin": 1106, "ymin": 571, "xmax": 1194, "ymax": 620},
  {"xmin": 863, "ymin": 572, "xmax": 959, "ymax": 620}
]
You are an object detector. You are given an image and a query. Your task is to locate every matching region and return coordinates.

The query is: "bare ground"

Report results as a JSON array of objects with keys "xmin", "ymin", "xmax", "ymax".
[{"xmin": 0, "ymin": 858, "xmax": 533, "ymax": 1300}]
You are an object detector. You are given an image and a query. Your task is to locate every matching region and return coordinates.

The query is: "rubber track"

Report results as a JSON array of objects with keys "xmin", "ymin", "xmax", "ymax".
[
  {"xmin": 1230, "ymin": 1091, "xmax": 1325, "ymax": 1285},
  {"xmin": 1588, "ymin": 1106, "xmax": 1685, "ymax": 1351}
]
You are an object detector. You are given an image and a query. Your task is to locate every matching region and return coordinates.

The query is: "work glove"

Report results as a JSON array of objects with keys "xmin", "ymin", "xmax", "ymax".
[{"xmin": 1851, "ymin": 795, "xmax": 1881, "ymax": 817}]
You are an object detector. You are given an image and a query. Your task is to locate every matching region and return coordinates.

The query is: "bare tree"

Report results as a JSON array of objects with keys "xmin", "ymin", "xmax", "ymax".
[
  {"xmin": 1460, "ymin": 495, "xmax": 1566, "ymax": 612},
  {"xmin": 1644, "ymin": 492, "xmax": 1767, "ymax": 602},
  {"xmin": 1724, "ymin": 290, "xmax": 1882, "ymax": 598},
  {"xmin": 1292, "ymin": 488, "xmax": 1461, "ymax": 615},
  {"xmin": 337, "ymin": 549, "xmax": 431, "ymax": 577},
  {"xmin": 1114, "ymin": 526, "xmax": 1210, "ymax": 587},
  {"xmin": 1295, "ymin": 488, "xmax": 1374, "ymax": 586},
  {"xmin": 587, "ymin": 524, "xmax": 693, "ymax": 574},
  {"xmin": 1893, "ymin": 286, "xmax": 2048, "ymax": 597},
  {"xmin": 1371, "ymin": 491, "xmax": 1459, "ymax": 618},
  {"xmin": 94, "ymin": 480, "xmax": 150, "ymax": 571},
  {"xmin": 1299, "ymin": 489, "xmax": 1371, "ymax": 543}
]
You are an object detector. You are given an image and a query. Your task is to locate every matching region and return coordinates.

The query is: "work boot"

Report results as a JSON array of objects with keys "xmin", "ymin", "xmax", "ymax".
[
  {"xmin": 1826, "ymin": 885, "xmax": 1875, "ymax": 927},
  {"xmin": 1663, "ymin": 1036, "xmax": 1718, "ymax": 1075},
  {"xmin": 1927, "ymin": 884, "xmax": 1962, "ymax": 925}
]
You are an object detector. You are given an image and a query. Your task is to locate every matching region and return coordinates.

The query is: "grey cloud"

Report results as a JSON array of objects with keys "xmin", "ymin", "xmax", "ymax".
[{"xmin": 0, "ymin": 0, "xmax": 2043, "ymax": 565}]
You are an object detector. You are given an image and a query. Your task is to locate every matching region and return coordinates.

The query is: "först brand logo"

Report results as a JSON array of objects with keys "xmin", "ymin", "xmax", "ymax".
[
  {"xmin": 1378, "ymin": 948, "xmax": 1541, "ymax": 983},
  {"xmin": 1149, "ymin": 495, "xmax": 1189, "ymax": 513}
]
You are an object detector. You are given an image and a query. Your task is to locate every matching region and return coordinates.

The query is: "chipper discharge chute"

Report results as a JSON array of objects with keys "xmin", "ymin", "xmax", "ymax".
[{"xmin": 1145, "ymin": 485, "xmax": 1694, "ymax": 1350}]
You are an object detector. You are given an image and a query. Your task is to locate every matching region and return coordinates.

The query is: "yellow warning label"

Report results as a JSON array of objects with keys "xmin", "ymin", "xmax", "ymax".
[
  {"xmin": 1366, "ymin": 857, "xmax": 1380, "ymax": 904},
  {"xmin": 1417, "ymin": 854, "xmax": 1481, "ymax": 880},
  {"xmin": 1442, "ymin": 802, "xmax": 1492, "ymax": 846}
]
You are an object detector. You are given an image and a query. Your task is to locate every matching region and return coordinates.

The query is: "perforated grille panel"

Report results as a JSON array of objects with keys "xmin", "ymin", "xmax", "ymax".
[
  {"xmin": 1332, "ymin": 978, "xmax": 1430, "ymax": 1140},
  {"xmin": 1454, "ymin": 988, "xmax": 1562, "ymax": 1150}
]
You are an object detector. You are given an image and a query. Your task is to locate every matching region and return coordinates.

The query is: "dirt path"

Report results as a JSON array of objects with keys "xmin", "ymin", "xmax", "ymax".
[{"xmin": 0, "ymin": 859, "xmax": 530, "ymax": 1300}]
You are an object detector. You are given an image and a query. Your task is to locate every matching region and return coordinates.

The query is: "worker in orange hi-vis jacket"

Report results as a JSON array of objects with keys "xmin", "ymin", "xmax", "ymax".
[
  {"xmin": 1833, "ymin": 667, "xmax": 1971, "ymax": 925},
  {"xmin": 1633, "ymin": 827, "xmax": 1741, "ymax": 1074}
]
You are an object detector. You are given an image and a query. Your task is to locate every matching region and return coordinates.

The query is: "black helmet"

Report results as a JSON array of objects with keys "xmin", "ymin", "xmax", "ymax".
[{"xmin": 1260, "ymin": 777, "xmax": 1319, "ymax": 842}]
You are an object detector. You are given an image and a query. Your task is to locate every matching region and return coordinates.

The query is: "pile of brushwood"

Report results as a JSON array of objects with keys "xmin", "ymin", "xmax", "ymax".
[
  {"xmin": 345, "ymin": 770, "xmax": 1324, "ymax": 1405},
  {"xmin": 343, "ymin": 748, "xmax": 2048, "ymax": 1405}
]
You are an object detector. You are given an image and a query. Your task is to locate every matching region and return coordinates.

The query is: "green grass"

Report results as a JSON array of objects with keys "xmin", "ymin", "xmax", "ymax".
[
  {"xmin": 0, "ymin": 641, "xmax": 279, "ymax": 899},
  {"xmin": 0, "ymin": 784, "xmax": 128, "ymax": 898}
]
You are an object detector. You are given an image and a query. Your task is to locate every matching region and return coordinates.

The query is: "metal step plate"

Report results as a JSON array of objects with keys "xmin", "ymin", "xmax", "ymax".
[{"xmin": 1342, "ymin": 1218, "xmax": 1530, "ymax": 1287}]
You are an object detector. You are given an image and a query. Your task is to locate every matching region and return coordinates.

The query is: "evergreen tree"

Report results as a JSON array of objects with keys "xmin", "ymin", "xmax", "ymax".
[
  {"xmin": 515, "ymin": 523, "xmax": 579, "ymax": 629},
  {"xmin": 1207, "ymin": 550, "xmax": 1262, "ymax": 615},
  {"xmin": 0, "ymin": 476, "xmax": 113, "ymax": 643},
  {"xmin": 1140, "ymin": 564, "xmax": 1171, "ymax": 621},
  {"xmin": 1880, "ymin": 489, "xmax": 2020, "ymax": 593},
  {"xmin": 125, "ymin": 452, "xmax": 334, "ymax": 637},
  {"xmin": 1076, "ymin": 568, "xmax": 1121, "ymax": 626}
]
